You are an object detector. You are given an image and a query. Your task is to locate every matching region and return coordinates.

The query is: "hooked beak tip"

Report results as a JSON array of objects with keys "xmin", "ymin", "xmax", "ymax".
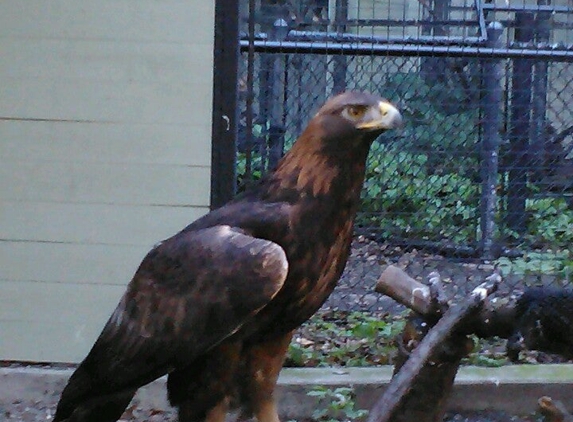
[{"xmin": 379, "ymin": 101, "xmax": 403, "ymax": 129}]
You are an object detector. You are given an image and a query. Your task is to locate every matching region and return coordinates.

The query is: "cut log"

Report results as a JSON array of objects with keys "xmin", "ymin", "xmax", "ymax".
[
  {"xmin": 388, "ymin": 315, "xmax": 474, "ymax": 422},
  {"xmin": 367, "ymin": 280, "xmax": 497, "ymax": 422},
  {"xmin": 375, "ymin": 265, "xmax": 434, "ymax": 316},
  {"xmin": 375, "ymin": 265, "xmax": 517, "ymax": 338},
  {"xmin": 370, "ymin": 266, "xmax": 573, "ymax": 422},
  {"xmin": 539, "ymin": 396, "xmax": 573, "ymax": 422}
]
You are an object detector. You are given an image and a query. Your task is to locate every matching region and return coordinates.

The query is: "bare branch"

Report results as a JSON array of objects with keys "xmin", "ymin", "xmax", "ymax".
[
  {"xmin": 367, "ymin": 284, "xmax": 491, "ymax": 422},
  {"xmin": 375, "ymin": 266, "xmax": 433, "ymax": 315}
]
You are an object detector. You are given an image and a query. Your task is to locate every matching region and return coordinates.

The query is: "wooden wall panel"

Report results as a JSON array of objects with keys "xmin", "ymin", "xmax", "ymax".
[{"xmin": 0, "ymin": 0, "xmax": 215, "ymax": 362}]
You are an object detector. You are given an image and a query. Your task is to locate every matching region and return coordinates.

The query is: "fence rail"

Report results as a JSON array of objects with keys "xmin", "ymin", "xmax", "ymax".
[{"xmin": 240, "ymin": 40, "xmax": 573, "ymax": 61}]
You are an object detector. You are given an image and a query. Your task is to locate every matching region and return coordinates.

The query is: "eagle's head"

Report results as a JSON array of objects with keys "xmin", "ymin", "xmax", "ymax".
[
  {"xmin": 312, "ymin": 91, "xmax": 403, "ymax": 145},
  {"xmin": 269, "ymin": 91, "xmax": 403, "ymax": 198}
]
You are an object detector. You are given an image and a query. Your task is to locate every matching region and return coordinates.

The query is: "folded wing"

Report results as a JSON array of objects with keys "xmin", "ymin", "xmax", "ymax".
[{"xmin": 57, "ymin": 225, "xmax": 288, "ymax": 414}]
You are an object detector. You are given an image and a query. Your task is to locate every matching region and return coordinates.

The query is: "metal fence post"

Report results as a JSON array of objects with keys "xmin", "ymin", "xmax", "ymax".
[
  {"xmin": 210, "ymin": 0, "xmax": 240, "ymax": 209},
  {"xmin": 267, "ymin": 19, "xmax": 288, "ymax": 171},
  {"xmin": 506, "ymin": 12, "xmax": 535, "ymax": 233},
  {"xmin": 331, "ymin": 0, "xmax": 348, "ymax": 94},
  {"xmin": 480, "ymin": 22, "xmax": 504, "ymax": 259},
  {"xmin": 530, "ymin": 0, "xmax": 552, "ymax": 180},
  {"xmin": 259, "ymin": 17, "xmax": 288, "ymax": 172}
]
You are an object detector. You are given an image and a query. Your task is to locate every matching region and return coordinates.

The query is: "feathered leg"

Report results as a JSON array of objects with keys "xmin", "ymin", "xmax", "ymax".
[
  {"xmin": 168, "ymin": 342, "xmax": 242, "ymax": 422},
  {"xmin": 242, "ymin": 331, "xmax": 293, "ymax": 422},
  {"xmin": 205, "ymin": 397, "xmax": 231, "ymax": 422}
]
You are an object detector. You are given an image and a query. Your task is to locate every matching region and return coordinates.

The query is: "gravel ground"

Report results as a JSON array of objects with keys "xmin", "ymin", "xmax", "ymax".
[
  {"xmin": 2, "ymin": 237, "xmax": 561, "ymax": 422},
  {"xmin": 1, "ymin": 385, "xmax": 546, "ymax": 422},
  {"xmin": 3, "ymin": 398, "xmax": 178, "ymax": 422},
  {"xmin": 444, "ymin": 411, "xmax": 542, "ymax": 422},
  {"xmin": 326, "ymin": 236, "xmax": 556, "ymax": 312},
  {"xmin": 1, "ymin": 392, "xmax": 545, "ymax": 422}
]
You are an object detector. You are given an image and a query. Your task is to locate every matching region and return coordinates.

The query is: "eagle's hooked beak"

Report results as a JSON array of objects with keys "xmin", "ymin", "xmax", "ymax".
[{"xmin": 357, "ymin": 101, "xmax": 403, "ymax": 131}]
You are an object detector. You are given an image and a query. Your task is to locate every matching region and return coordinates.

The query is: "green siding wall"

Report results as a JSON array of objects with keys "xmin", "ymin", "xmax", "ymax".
[{"xmin": 0, "ymin": 0, "xmax": 215, "ymax": 362}]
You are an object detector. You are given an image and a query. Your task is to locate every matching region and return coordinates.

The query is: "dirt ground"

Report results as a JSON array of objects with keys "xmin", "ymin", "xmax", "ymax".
[
  {"xmin": 1, "ymin": 237, "xmax": 561, "ymax": 422},
  {"xmin": 325, "ymin": 236, "xmax": 533, "ymax": 313},
  {"xmin": 0, "ymin": 399, "xmax": 544, "ymax": 422},
  {"xmin": 1, "ymin": 382, "xmax": 546, "ymax": 422},
  {"xmin": 0, "ymin": 384, "xmax": 547, "ymax": 422}
]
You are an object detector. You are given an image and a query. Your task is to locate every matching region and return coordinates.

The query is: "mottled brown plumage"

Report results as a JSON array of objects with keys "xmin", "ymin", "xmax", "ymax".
[{"xmin": 53, "ymin": 91, "xmax": 402, "ymax": 422}]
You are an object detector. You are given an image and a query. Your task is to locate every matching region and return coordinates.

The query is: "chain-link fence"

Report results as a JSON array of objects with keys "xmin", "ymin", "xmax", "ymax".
[{"xmin": 236, "ymin": 0, "xmax": 573, "ymax": 312}]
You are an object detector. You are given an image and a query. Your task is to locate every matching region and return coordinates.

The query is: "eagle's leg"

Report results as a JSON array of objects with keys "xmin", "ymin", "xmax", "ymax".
[
  {"xmin": 254, "ymin": 400, "xmax": 280, "ymax": 422},
  {"xmin": 243, "ymin": 331, "xmax": 294, "ymax": 422},
  {"xmin": 169, "ymin": 342, "xmax": 242, "ymax": 422},
  {"xmin": 204, "ymin": 397, "xmax": 231, "ymax": 422},
  {"xmin": 177, "ymin": 396, "xmax": 230, "ymax": 422}
]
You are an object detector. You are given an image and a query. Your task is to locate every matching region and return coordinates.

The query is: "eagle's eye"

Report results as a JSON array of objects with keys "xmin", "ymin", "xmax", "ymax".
[{"xmin": 345, "ymin": 105, "xmax": 367, "ymax": 119}]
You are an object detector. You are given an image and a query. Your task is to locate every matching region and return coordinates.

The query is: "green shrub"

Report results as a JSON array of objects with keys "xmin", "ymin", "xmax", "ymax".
[
  {"xmin": 525, "ymin": 198, "xmax": 573, "ymax": 247},
  {"xmin": 359, "ymin": 143, "xmax": 480, "ymax": 243},
  {"xmin": 308, "ymin": 386, "xmax": 369, "ymax": 422},
  {"xmin": 286, "ymin": 311, "xmax": 406, "ymax": 368}
]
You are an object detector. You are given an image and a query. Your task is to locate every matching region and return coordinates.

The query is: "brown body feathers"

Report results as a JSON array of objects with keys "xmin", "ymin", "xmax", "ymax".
[{"xmin": 53, "ymin": 91, "xmax": 402, "ymax": 422}]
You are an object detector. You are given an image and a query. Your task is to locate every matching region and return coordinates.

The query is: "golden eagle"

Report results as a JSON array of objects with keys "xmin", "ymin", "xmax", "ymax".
[{"xmin": 53, "ymin": 91, "xmax": 402, "ymax": 422}]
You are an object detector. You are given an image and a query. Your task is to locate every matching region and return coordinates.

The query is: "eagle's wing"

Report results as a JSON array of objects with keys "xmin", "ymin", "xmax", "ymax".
[{"xmin": 66, "ymin": 225, "xmax": 288, "ymax": 395}]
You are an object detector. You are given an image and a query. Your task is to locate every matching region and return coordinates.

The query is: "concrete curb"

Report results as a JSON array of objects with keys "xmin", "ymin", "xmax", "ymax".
[{"xmin": 3, "ymin": 365, "xmax": 573, "ymax": 418}]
